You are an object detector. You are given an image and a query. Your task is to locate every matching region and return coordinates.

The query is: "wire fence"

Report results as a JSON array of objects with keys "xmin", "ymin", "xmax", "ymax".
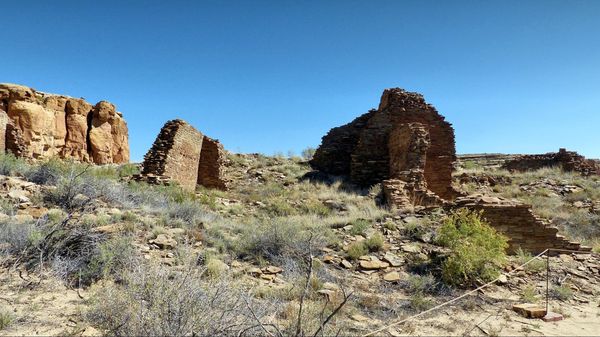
[{"xmin": 362, "ymin": 248, "xmax": 597, "ymax": 337}]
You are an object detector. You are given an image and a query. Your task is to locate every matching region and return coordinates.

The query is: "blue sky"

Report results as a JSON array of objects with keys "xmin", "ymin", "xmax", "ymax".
[{"xmin": 3, "ymin": 0, "xmax": 599, "ymax": 161}]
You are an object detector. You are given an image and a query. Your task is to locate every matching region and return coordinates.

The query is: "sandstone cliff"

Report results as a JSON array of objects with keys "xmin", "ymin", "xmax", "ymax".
[{"xmin": 0, "ymin": 83, "xmax": 129, "ymax": 164}]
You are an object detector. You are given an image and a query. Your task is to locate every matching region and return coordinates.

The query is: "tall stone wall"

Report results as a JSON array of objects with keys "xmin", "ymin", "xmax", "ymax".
[
  {"xmin": 197, "ymin": 136, "xmax": 228, "ymax": 190},
  {"xmin": 0, "ymin": 83, "xmax": 129, "ymax": 164},
  {"xmin": 311, "ymin": 88, "xmax": 457, "ymax": 200},
  {"xmin": 382, "ymin": 123, "xmax": 446, "ymax": 209},
  {"xmin": 503, "ymin": 148, "xmax": 600, "ymax": 176},
  {"xmin": 455, "ymin": 196, "xmax": 591, "ymax": 254},
  {"xmin": 139, "ymin": 120, "xmax": 204, "ymax": 191},
  {"xmin": 137, "ymin": 119, "xmax": 228, "ymax": 191}
]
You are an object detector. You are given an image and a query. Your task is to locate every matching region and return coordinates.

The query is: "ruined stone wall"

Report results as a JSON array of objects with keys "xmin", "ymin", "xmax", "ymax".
[
  {"xmin": 503, "ymin": 148, "xmax": 600, "ymax": 176},
  {"xmin": 311, "ymin": 88, "xmax": 457, "ymax": 200},
  {"xmin": 310, "ymin": 111, "xmax": 375, "ymax": 175},
  {"xmin": 382, "ymin": 123, "xmax": 446, "ymax": 209},
  {"xmin": 455, "ymin": 196, "xmax": 590, "ymax": 253},
  {"xmin": 139, "ymin": 120, "xmax": 204, "ymax": 191},
  {"xmin": 0, "ymin": 83, "xmax": 129, "ymax": 163},
  {"xmin": 137, "ymin": 119, "xmax": 228, "ymax": 191},
  {"xmin": 197, "ymin": 136, "xmax": 228, "ymax": 190}
]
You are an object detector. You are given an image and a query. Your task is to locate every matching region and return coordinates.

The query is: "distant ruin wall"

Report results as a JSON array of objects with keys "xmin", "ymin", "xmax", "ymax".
[
  {"xmin": 311, "ymin": 88, "xmax": 457, "ymax": 202},
  {"xmin": 139, "ymin": 119, "xmax": 204, "ymax": 191},
  {"xmin": 137, "ymin": 119, "xmax": 228, "ymax": 191},
  {"xmin": 0, "ymin": 83, "xmax": 129, "ymax": 164},
  {"xmin": 503, "ymin": 148, "xmax": 600, "ymax": 176}
]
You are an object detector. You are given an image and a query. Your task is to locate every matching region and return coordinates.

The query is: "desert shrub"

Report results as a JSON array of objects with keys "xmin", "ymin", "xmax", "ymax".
[
  {"xmin": 301, "ymin": 147, "xmax": 316, "ymax": 161},
  {"xmin": 436, "ymin": 209, "xmax": 508, "ymax": 286},
  {"xmin": 0, "ymin": 199, "xmax": 16, "ymax": 216},
  {"xmin": 117, "ymin": 163, "xmax": 140, "ymax": 178},
  {"xmin": 233, "ymin": 217, "xmax": 331, "ymax": 264},
  {"xmin": 0, "ymin": 220, "xmax": 42, "ymax": 257},
  {"xmin": 0, "ymin": 153, "xmax": 29, "ymax": 176},
  {"xmin": 349, "ymin": 218, "xmax": 370, "ymax": 236},
  {"xmin": 403, "ymin": 274, "xmax": 437, "ymax": 295},
  {"xmin": 551, "ymin": 285, "xmax": 573, "ymax": 301},
  {"xmin": 408, "ymin": 293, "xmax": 433, "ymax": 312},
  {"xmin": 76, "ymin": 236, "xmax": 137, "ymax": 283},
  {"xmin": 87, "ymin": 265, "xmax": 265, "ymax": 336},
  {"xmin": 24, "ymin": 158, "xmax": 68, "ymax": 185},
  {"xmin": 166, "ymin": 200, "xmax": 212, "ymax": 227},
  {"xmin": 3, "ymin": 217, "xmax": 136, "ymax": 286},
  {"xmin": 346, "ymin": 241, "xmax": 368, "ymax": 260},
  {"xmin": 514, "ymin": 248, "xmax": 545, "ymax": 272},
  {"xmin": 520, "ymin": 285, "xmax": 538, "ymax": 303},
  {"xmin": 42, "ymin": 167, "xmax": 103, "ymax": 211},
  {"xmin": 364, "ymin": 233, "xmax": 384, "ymax": 252},
  {"xmin": 0, "ymin": 307, "xmax": 14, "ymax": 330}
]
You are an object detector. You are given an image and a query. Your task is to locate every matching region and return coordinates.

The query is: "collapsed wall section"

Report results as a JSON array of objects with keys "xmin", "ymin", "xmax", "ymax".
[
  {"xmin": 455, "ymin": 195, "xmax": 591, "ymax": 254},
  {"xmin": 503, "ymin": 148, "xmax": 600, "ymax": 176}
]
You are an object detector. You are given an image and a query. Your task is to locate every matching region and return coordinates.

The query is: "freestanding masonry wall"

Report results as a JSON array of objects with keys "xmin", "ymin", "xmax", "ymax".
[
  {"xmin": 137, "ymin": 119, "xmax": 228, "ymax": 191},
  {"xmin": 140, "ymin": 119, "xmax": 204, "ymax": 191}
]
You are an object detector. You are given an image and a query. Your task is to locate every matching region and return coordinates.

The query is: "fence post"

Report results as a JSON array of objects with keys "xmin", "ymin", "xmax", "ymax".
[{"xmin": 545, "ymin": 250, "xmax": 550, "ymax": 314}]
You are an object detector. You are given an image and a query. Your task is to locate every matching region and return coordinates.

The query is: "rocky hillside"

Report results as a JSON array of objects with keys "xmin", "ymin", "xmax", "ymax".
[{"xmin": 0, "ymin": 153, "xmax": 598, "ymax": 336}]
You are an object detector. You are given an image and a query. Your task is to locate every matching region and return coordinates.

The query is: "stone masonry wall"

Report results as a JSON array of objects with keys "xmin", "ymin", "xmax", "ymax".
[
  {"xmin": 455, "ymin": 195, "xmax": 591, "ymax": 254},
  {"xmin": 311, "ymin": 88, "xmax": 457, "ymax": 200},
  {"xmin": 0, "ymin": 83, "xmax": 129, "ymax": 164},
  {"xmin": 503, "ymin": 148, "xmax": 600, "ymax": 176},
  {"xmin": 382, "ymin": 123, "xmax": 446, "ymax": 209},
  {"xmin": 139, "ymin": 119, "xmax": 204, "ymax": 191},
  {"xmin": 197, "ymin": 136, "xmax": 228, "ymax": 190},
  {"xmin": 137, "ymin": 119, "xmax": 228, "ymax": 191}
]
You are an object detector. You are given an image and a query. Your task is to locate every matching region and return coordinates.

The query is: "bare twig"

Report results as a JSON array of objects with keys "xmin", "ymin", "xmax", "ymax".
[
  {"xmin": 242, "ymin": 294, "xmax": 275, "ymax": 337},
  {"xmin": 295, "ymin": 233, "xmax": 314, "ymax": 337},
  {"xmin": 312, "ymin": 288, "xmax": 352, "ymax": 337}
]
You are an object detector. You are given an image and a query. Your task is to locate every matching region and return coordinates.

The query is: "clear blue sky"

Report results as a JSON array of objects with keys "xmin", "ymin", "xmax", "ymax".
[{"xmin": 3, "ymin": 0, "xmax": 599, "ymax": 161}]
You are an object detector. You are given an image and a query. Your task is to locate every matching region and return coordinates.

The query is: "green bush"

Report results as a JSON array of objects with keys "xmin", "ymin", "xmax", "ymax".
[
  {"xmin": 349, "ymin": 219, "xmax": 370, "ymax": 236},
  {"xmin": 0, "ymin": 307, "xmax": 14, "ymax": 330},
  {"xmin": 364, "ymin": 233, "xmax": 384, "ymax": 252},
  {"xmin": 436, "ymin": 209, "xmax": 508, "ymax": 286},
  {"xmin": 0, "ymin": 153, "xmax": 29, "ymax": 176},
  {"xmin": 346, "ymin": 241, "xmax": 368, "ymax": 260}
]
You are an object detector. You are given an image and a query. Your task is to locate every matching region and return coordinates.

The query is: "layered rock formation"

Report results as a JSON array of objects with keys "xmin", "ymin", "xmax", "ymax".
[
  {"xmin": 0, "ymin": 83, "xmax": 129, "ymax": 164},
  {"xmin": 503, "ymin": 148, "xmax": 600, "ymax": 176},
  {"xmin": 455, "ymin": 195, "xmax": 591, "ymax": 254},
  {"xmin": 311, "ymin": 88, "xmax": 457, "ymax": 207},
  {"xmin": 135, "ymin": 119, "xmax": 228, "ymax": 191}
]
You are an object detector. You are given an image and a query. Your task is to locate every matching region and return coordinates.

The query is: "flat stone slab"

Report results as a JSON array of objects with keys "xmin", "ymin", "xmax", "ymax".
[
  {"xmin": 513, "ymin": 303, "xmax": 546, "ymax": 319},
  {"xmin": 542, "ymin": 312, "xmax": 564, "ymax": 322}
]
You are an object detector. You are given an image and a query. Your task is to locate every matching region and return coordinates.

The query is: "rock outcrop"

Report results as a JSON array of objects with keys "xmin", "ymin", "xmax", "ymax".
[
  {"xmin": 0, "ymin": 83, "xmax": 129, "ymax": 164},
  {"xmin": 503, "ymin": 148, "xmax": 600, "ymax": 176},
  {"xmin": 135, "ymin": 119, "xmax": 228, "ymax": 191},
  {"xmin": 311, "ymin": 88, "xmax": 457, "ymax": 208}
]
